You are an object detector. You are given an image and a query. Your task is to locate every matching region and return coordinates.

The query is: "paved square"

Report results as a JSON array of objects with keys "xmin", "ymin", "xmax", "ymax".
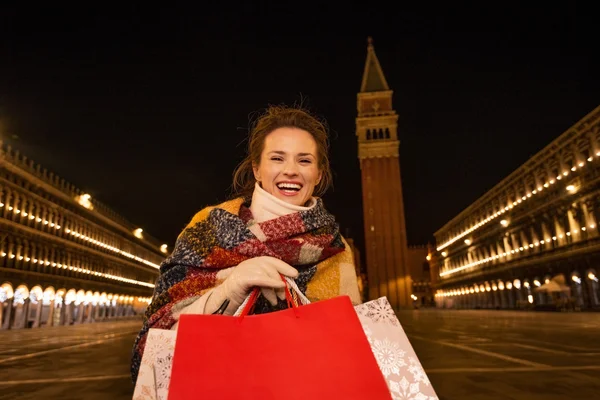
[{"xmin": 0, "ymin": 310, "xmax": 599, "ymax": 399}]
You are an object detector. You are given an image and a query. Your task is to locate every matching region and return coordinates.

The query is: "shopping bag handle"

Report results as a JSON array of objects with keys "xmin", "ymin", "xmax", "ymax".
[{"xmin": 234, "ymin": 275, "xmax": 310, "ymax": 318}]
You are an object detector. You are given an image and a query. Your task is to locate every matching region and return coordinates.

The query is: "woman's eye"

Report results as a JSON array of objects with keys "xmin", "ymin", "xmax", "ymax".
[
  {"xmin": 300, "ymin": 159, "xmax": 312, "ymax": 164},
  {"xmin": 271, "ymin": 157, "xmax": 283, "ymax": 161}
]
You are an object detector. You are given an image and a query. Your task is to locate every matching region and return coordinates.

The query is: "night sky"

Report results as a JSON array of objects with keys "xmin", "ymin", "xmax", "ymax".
[{"xmin": 0, "ymin": 4, "xmax": 597, "ymax": 259}]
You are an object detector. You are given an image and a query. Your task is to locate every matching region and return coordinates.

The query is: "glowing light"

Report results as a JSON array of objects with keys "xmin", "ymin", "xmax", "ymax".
[
  {"xmin": 76, "ymin": 193, "xmax": 94, "ymax": 210},
  {"xmin": 134, "ymin": 228, "xmax": 144, "ymax": 239}
]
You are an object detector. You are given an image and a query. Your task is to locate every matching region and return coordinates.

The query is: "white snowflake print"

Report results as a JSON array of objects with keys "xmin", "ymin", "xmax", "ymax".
[
  {"xmin": 356, "ymin": 297, "xmax": 399, "ymax": 326},
  {"xmin": 154, "ymin": 354, "xmax": 173, "ymax": 390},
  {"xmin": 389, "ymin": 377, "xmax": 436, "ymax": 400},
  {"xmin": 362, "ymin": 324, "xmax": 374, "ymax": 345},
  {"xmin": 407, "ymin": 357, "xmax": 430, "ymax": 386},
  {"xmin": 371, "ymin": 338, "xmax": 406, "ymax": 377}
]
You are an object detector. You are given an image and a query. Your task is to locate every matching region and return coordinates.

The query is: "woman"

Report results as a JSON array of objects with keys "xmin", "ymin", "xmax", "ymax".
[{"xmin": 131, "ymin": 104, "xmax": 361, "ymax": 383}]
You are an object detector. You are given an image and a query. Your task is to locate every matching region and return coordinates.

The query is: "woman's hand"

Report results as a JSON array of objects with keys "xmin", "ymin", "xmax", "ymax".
[{"xmin": 206, "ymin": 256, "xmax": 298, "ymax": 315}]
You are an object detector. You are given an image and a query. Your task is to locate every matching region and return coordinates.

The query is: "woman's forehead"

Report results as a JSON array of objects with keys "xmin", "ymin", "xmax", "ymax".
[{"xmin": 263, "ymin": 127, "xmax": 317, "ymax": 151}]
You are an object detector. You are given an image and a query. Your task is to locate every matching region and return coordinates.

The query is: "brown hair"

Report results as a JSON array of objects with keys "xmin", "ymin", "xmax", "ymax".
[{"xmin": 232, "ymin": 104, "xmax": 333, "ymax": 199}]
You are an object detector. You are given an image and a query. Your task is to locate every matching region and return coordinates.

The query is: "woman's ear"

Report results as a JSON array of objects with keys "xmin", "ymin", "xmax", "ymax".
[{"xmin": 252, "ymin": 163, "xmax": 261, "ymax": 182}]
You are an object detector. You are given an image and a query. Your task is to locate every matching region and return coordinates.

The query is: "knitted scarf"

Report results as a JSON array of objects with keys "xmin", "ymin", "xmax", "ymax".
[{"xmin": 131, "ymin": 196, "xmax": 359, "ymax": 383}]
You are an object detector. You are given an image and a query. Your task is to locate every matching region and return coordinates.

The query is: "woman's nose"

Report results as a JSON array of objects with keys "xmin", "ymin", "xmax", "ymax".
[{"xmin": 283, "ymin": 160, "xmax": 299, "ymax": 175}]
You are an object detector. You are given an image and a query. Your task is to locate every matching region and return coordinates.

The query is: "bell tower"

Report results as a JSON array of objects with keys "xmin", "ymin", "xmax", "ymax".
[{"xmin": 356, "ymin": 37, "xmax": 412, "ymax": 309}]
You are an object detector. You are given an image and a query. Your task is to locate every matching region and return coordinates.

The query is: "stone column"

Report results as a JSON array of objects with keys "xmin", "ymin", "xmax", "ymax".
[
  {"xmin": 541, "ymin": 221, "xmax": 552, "ymax": 250},
  {"xmin": 507, "ymin": 288, "xmax": 514, "ymax": 308},
  {"xmin": 467, "ymin": 250, "xmax": 473, "ymax": 265},
  {"xmin": 520, "ymin": 231, "xmax": 529, "ymax": 249},
  {"xmin": 64, "ymin": 303, "xmax": 73, "ymax": 325},
  {"xmin": 567, "ymin": 208, "xmax": 581, "ymax": 242},
  {"xmin": 85, "ymin": 304, "xmax": 94, "ymax": 323},
  {"xmin": 58, "ymin": 303, "xmax": 67, "ymax": 325},
  {"xmin": 32, "ymin": 301, "xmax": 43, "ymax": 328},
  {"xmin": 497, "ymin": 242, "xmax": 504, "ymax": 258},
  {"xmin": 503, "ymin": 237, "xmax": 512, "ymax": 260},
  {"xmin": 76, "ymin": 304, "xmax": 85, "ymax": 324},
  {"xmin": 46, "ymin": 300, "xmax": 55, "ymax": 327},
  {"xmin": 581, "ymin": 202, "xmax": 598, "ymax": 238},
  {"xmin": 530, "ymin": 226, "xmax": 540, "ymax": 251},
  {"xmin": 18, "ymin": 299, "xmax": 30, "ymax": 329},
  {"xmin": 554, "ymin": 215, "xmax": 566, "ymax": 246}
]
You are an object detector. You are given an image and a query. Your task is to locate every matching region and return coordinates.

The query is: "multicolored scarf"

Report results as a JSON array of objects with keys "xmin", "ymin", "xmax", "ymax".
[{"xmin": 131, "ymin": 197, "xmax": 360, "ymax": 383}]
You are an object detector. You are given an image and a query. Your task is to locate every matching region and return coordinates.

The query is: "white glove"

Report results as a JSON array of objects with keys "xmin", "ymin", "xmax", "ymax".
[{"xmin": 206, "ymin": 256, "xmax": 298, "ymax": 315}]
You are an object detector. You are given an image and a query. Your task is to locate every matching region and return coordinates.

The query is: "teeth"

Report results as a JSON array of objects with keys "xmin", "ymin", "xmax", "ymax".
[{"xmin": 277, "ymin": 183, "xmax": 302, "ymax": 190}]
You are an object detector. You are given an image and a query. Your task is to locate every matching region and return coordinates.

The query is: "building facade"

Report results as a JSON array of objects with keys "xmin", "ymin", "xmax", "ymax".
[
  {"xmin": 431, "ymin": 106, "xmax": 600, "ymax": 311},
  {"xmin": 0, "ymin": 141, "xmax": 164, "ymax": 329},
  {"xmin": 407, "ymin": 244, "xmax": 435, "ymax": 307},
  {"xmin": 356, "ymin": 38, "xmax": 412, "ymax": 309}
]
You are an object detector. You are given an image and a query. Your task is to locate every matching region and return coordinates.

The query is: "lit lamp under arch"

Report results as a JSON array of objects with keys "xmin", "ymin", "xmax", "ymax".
[
  {"xmin": 14, "ymin": 285, "xmax": 30, "ymax": 305},
  {"xmin": 42, "ymin": 287, "xmax": 56, "ymax": 305},
  {"xmin": 0, "ymin": 282, "xmax": 14, "ymax": 302},
  {"xmin": 513, "ymin": 279, "xmax": 521, "ymax": 290},
  {"xmin": 29, "ymin": 285, "xmax": 43, "ymax": 304}
]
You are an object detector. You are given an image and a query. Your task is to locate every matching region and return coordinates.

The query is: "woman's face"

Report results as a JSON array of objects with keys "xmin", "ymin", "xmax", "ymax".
[{"xmin": 253, "ymin": 127, "xmax": 322, "ymax": 206}]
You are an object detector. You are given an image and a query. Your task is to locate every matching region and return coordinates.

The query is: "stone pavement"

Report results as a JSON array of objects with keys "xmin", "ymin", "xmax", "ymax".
[
  {"xmin": 0, "ymin": 310, "xmax": 599, "ymax": 399},
  {"xmin": 0, "ymin": 319, "xmax": 141, "ymax": 400},
  {"xmin": 399, "ymin": 309, "xmax": 600, "ymax": 400}
]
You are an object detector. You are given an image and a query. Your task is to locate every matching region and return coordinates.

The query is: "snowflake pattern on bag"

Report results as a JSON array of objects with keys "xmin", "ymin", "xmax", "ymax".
[
  {"xmin": 355, "ymin": 296, "xmax": 399, "ymax": 326},
  {"xmin": 155, "ymin": 353, "xmax": 174, "ymax": 393},
  {"xmin": 135, "ymin": 297, "xmax": 438, "ymax": 400},
  {"xmin": 133, "ymin": 329, "xmax": 177, "ymax": 400},
  {"xmin": 355, "ymin": 297, "xmax": 438, "ymax": 400}
]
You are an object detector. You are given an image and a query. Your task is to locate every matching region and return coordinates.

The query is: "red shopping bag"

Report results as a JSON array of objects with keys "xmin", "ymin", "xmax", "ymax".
[{"xmin": 168, "ymin": 288, "xmax": 391, "ymax": 400}]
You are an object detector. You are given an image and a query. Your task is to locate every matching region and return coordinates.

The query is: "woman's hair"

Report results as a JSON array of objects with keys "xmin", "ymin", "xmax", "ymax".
[{"xmin": 232, "ymin": 104, "xmax": 333, "ymax": 198}]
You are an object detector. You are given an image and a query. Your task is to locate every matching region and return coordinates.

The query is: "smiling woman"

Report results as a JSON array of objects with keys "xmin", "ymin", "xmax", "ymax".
[
  {"xmin": 232, "ymin": 105, "xmax": 333, "ymax": 202},
  {"xmin": 130, "ymin": 104, "xmax": 361, "ymax": 384}
]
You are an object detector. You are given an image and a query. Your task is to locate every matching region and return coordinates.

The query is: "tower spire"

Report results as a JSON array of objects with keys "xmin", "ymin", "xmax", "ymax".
[
  {"xmin": 355, "ymin": 39, "xmax": 411, "ymax": 310},
  {"xmin": 360, "ymin": 37, "xmax": 390, "ymax": 93}
]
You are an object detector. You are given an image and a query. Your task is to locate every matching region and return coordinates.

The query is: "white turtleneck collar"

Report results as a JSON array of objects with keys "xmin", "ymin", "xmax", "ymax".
[{"xmin": 249, "ymin": 182, "xmax": 317, "ymax": 223}]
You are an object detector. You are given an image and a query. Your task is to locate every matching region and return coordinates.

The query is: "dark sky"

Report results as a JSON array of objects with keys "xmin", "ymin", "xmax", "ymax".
[{"xmin": 0, "ymin": 3, "xmax": 598, "ymax": 258}]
